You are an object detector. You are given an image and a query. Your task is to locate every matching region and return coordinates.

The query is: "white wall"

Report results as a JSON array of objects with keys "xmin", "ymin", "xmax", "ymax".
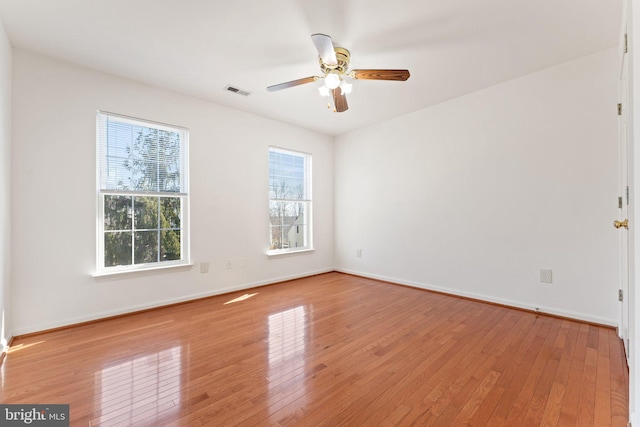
[
  {"xmin": 335, "ymin": 48, "xmax": 620, "ymax": 325},
  {"xmin": 0, "ymin": 18, "xmax": 11, "ymax": 350},
  {"xmin": 10, "ymin": 50, "xmax": 334, "ymax": 335}
]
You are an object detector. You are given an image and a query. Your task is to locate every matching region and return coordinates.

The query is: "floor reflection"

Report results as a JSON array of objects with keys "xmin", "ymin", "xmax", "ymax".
[
  {"xmin": 95, "ymin": 346, "xmax": 182, "ymax": 426},
  {"xmin": 268, "ymin": 306, "xmax": 307, "ymax": 365},
  {"xmin": 267, "ymin": 305, "xmax": 309, "ymax": 419}
]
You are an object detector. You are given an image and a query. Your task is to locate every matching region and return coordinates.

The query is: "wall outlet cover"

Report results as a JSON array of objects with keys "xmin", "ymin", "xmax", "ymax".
[
  {"xmin": 200, "ymin": 262, "xmax": 209, "ymax": 274},
  {"xmin": 540, "ymin": 269, "xmax": 553, "ymax": 283}
]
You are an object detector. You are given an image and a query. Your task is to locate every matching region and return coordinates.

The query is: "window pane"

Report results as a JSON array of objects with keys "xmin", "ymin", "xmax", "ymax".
[
  {"xmin": 104, "ymin": 195, "xmax": 132, "ymax": 231},
  {"xmin": 269, "ymin": 150, "xmax": 306, "ymax": 200},
  {"xmin": 269, "ymin": 201, "xmax": 307, "ymax": 250},
  {"xmin": 134, "ymin": 196, "xmax": 159, "ymax": 230},
  {"xmin": 161, "ymin": 197, "xmax": 181, "ymax": 229},
  {"xmin": 161, "ymin": 230, "xmax": 181, "ymax": 261},
  {"xmin": 105, "ymin": 231, "xmax": 132, "ymax": 266},
  {"xmin": 135, "ymin": 230, "xmax": 158, "ymax": 264}
]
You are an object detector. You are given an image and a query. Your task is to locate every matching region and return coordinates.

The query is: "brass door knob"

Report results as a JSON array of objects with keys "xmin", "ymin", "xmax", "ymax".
[{"xmin": 614, "ymin": 219, "xmax": 629, "ymax": 229}]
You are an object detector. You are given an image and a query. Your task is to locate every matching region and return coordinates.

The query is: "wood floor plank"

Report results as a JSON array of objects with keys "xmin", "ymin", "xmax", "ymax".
[
  {"xmin": 0, "ymin": 272, "xmax": 628, "ymax": 426},
  {"xmin": 610, "ymin": 333, "xmax": 629, "ymax": 427},
  {"xmin": 577, "ymin": 346, "xmax": 599, "ymax": 425},
  {"xmin": 595, "ymin": 327, "xmax": 613, "ymax": 425},
  {"xmin": 537, "ymin": 321, "xmax": 579, "ymax": 426}
]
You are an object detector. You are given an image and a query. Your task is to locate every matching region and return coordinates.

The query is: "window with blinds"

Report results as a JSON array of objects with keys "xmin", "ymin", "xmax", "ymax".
[
  {"xmin": 268, "ymin": 147, "xmax": 312, "ymax": 254},
  {"xmin": 96, "ymin": 112, "xmax": 190, "ymax": 273}
]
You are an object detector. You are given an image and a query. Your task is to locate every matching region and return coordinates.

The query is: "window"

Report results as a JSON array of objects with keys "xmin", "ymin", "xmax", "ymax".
[
  {"xmin": 268, "ymin": 147, "xmax": 312, "ymax": 254},
  {"xmin": 96, "ymin": 112, "xmax": 189, "ymax": 273}
]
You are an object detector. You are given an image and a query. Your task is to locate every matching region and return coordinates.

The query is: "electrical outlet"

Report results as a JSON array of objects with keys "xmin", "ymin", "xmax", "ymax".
[
  {"xmin": 540, "ymin": 269, "xmax": 552, "ymax": 284},
  {"xmin": 356, "ymin": 249, "xmax": 362, "ymax": 258},
  {"xmin": 200, "ymin": 262, "xmax": 209, "ymax": 274},
  {"xmin": 226, "ymin": 259, "xmax": 233, "ymax": 269}
]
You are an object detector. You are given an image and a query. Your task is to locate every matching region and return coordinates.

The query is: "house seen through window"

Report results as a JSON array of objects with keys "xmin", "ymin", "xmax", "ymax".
[{"xmin": 268, "ymin": 147, "xmax": 312, "ymax": 253}]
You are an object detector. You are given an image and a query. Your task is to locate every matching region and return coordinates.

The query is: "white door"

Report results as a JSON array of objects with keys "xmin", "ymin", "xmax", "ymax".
[{"xmin": 618, "ymin": 31, "xmax": 631, "ymax": 359}]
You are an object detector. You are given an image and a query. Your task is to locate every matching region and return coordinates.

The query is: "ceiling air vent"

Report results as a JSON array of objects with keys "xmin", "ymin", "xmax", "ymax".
[{"xmin": 224, "ymin": 85, "xmax": 251, "ymax": 96}]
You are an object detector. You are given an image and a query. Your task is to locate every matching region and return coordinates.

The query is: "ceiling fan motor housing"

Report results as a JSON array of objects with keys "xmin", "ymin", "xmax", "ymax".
[{"xmin": 320, "ymin": 47, "xmax": 350, "ymax": 75}]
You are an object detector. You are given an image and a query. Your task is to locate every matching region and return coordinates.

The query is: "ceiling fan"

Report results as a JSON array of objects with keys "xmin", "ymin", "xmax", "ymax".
[{"xmin": 267, "ymin": 34, "xmax": 410, "ymax": 113}]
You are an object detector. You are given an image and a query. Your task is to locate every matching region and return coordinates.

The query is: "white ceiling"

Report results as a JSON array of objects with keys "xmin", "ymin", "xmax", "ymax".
[{"xmin": 0, "ymin": 0, "xmax": 623, "ymax": 136}]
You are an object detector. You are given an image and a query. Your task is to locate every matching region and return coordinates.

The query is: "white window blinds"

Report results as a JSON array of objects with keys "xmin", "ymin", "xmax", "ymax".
[{"xmin": 97, "ymin": 112, "xmax": 187, "ymax": 194}]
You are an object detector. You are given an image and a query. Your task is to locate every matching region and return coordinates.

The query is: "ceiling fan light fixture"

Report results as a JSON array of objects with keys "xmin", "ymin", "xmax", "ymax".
[
  {"xmin": 340, "ymin": 80, "xmax": 352, "ymax": 95},
  {"xmin": 324, "ymin": 72, "xmax": 340, "ymax": 89},
  {"xmin": 318, "ymin": 85, "xmax": 331, "ymax": 97}
]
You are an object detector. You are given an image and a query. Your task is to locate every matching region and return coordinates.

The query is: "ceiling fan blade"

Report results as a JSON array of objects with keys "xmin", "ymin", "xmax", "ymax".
[
  {"xmin": 311, "ymin": 33, "xmax": 338, "ymax": 66},
  {"xmin": 267, "ymin": 76, "xmax": 319, "ymax": 92},
  {"xmin": 332, "ymin": 88, "xmax": 348, "ymax": 113},
  {"xmin": 351, "ymin": 69, "xmax": 410, "ymax": 81}
]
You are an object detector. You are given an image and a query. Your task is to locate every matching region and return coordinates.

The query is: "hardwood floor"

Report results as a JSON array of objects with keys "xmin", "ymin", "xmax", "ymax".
[{"xmin": 0, "ymin": 272, "xmax": 628, "ymax": 426}]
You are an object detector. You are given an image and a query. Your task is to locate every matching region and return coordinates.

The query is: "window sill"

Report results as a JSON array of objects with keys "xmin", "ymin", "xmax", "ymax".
[
  {"xmin": 266, "ymin": 248, "xmax": 315, "ymax": 257},
  {"xmin": 92, "ymin": 263, "xmax": 194, "ymax": 278}
]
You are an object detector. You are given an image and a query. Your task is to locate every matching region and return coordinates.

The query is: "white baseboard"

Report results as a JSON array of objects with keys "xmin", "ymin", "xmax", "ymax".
[
  {"xmin": 11, "ymin": 268, "xmax": 334, "ymax": 336},
  {"xmin": 336, "ymin": 268, "xmax": 619, "ymax": 328}
]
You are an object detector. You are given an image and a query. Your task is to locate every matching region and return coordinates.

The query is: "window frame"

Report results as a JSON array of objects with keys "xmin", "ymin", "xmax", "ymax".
[
  {"xmin": 267, "ymin": 146, "xmax": 313, "ymax": 255},
  {"xmin": 95, "ymin": 111, "xmax": 190, "ymax": 275}
]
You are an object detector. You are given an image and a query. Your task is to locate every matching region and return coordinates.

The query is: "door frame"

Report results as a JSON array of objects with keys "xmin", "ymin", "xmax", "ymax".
[{"xmin": 620, "ymin": 21, "xmax": 631, "ymax": 360}]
